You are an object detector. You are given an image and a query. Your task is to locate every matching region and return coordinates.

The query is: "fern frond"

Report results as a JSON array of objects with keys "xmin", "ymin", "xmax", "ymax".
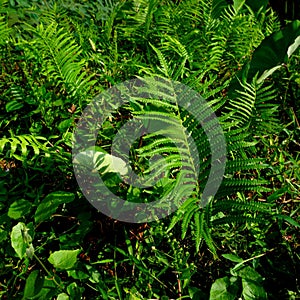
[
  {"xmin": 213, "ymin": 199, "xmax": 272, "ymax": 215},
  {"xmin": 225, "ymin": 158, "xmax": 268, "ymax": 173},
  {"xmin": 149, "ymin": 43, "xmax": 172, "ymax": 78},
  {"xmin": 192, "ymin": 203, "xmax": 217, "ymax": 255},
  {"xmin": 228, "ymin": 79, "xmax": 279, "ymax": 133},
  {"xmin": 0, "ymin": 135, "xmax": 50, "ymax": 160},
  {"xmin": 26, "ymin": 21, "xmax": 96, "ymax": 104},
  {"xmin": 181, "ymin": 204, "xmax": 198, "ymax": 239},
  {"xmin": 216, "ymin": 178, "xmax": 272, "ymax": 199},
  {"xmin": 228, "ymin": 80, "xmax": 256, "ymax": 126},
  {"xmin": 0, "ymin": 15, "xmax": 10, "ymax": 45}
]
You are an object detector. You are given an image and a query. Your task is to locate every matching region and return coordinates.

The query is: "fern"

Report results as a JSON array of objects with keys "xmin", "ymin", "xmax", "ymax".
[
  {"xmin": 0, "ymin": 134, "xmax": 50, "ymax": 161},
  {"xmin": 127, "ymin": 74, "xmax": 277, "ymax": 253},
  {"xmin": 0, "ymin": 16, "xmax": 10, "ymax": 46},
  {"xmin": 228, "ymin": 78, "xmax": 279, "ymax": 133},
  {"xmin": 26, "ymin": 21, "xmax": 96, "ymax": 105},
  {"xmin": 89, "ymin": 74, "xmax": 276, "ymax": 254},
  {"xmin": 0, "ymin": 0, "xmax": 10, "ymax": 46},
  {"xmin": 212, "ymin": 199, "xmax": 272, "ymax": 214}
]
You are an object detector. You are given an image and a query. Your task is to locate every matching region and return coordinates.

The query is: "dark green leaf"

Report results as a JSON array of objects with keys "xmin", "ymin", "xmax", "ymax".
[
  {"xmin": 209, "ymin": 276, "xmax": 239, "ymax": 300},
  {"xmin": 233, "ymin": 266, "xmax": 262, "ymax": 282},
  {"xmin": 247, "ymin": 20, "xmax": 300, "ymax": 80},
  {"xmin": 274, "ymin": 214, "xmax": 300, "ymax": 228},
  {"xmin": 8, "ymin": 199, "xmax": 32, "ymax": 219},
  {"xmin": 34, "ymin": 191, "xmax": 75, "ymax": 223},
  {"xmin": 67, "ymin": 282, "xmax": 83, "ymax": 300},
  {"xmin": 23, "ymin": 270, "xmax": 45, "ymax": 299},
  {"xmin": 242, "ymin": 278, "xmax": 267, "ymax": 300},
  {"xmin": 5, "ymin": 100, "xmax": 24, "ymax": 112}
]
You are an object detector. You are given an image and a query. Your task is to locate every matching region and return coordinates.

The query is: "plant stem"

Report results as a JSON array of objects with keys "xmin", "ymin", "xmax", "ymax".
[{"xmin": 33, "ymin": 253, "xmax": 62, "ymax": 290}]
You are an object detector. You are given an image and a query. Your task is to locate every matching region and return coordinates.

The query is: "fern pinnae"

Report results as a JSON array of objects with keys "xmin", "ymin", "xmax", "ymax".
[
  {"xmin": 202, "ymin": 215, "xmax": 217, "ymax": 256},
  {"xmin": 225, "ymin": 158, "xmax": 268, "ymax": 173},
  {"xmin": 26, "ymin": 21, "xmax": 95, "ymax": 103},
  {"xmin": 0, "ymin": 135, "xmax": 50, "ymax": 160},
  {"xmin": 194, "ymin": 210, "xmax": 203, "ymax": 253},
  {"xmin": 213, "ymin": 199, "xmax": 272, "ymax": 215},
  {"xmin": 212, "ymin": 214, "xmax": 270, "ymax": 227},
  {"xmin": 149, "ymin": 43, "xmax": 171, "ymax": 78},
  {"xmin": 131, "ymin": 97, "xmax": 176, "ymax": 109},
  {"xmin": 137, "ymin": 138, "xmax": 180, "ymax": 153},
  {"xmin": 167, "ymin": 197, "xmax": 197, "ymax": 233},
  {"xmin": 167, "ymin": 212, "xmax": 182, "ymax": 234},
  {"xmin": 134, "ymin": 113, "xmax": 182, "ymax": 127},
  {"xmin": 181, "ymin": 204, "xmax": 198, "ymax": 239},
  {"xmin": 137, "ymin": 146, "xmax": 183, "ymax": 157}
]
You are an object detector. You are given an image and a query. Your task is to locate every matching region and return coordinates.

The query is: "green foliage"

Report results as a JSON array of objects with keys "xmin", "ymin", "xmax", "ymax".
[
  {"xmin": 209, "ymin": 253, "xmax": 270, "ymax": 299},
  {"xmin": 0, "ymin": 0, "xmax": 299, "ymax": 299},
  {"xmin": 209, "ymin": 265, "xmax": 267, "ymax": 300}
]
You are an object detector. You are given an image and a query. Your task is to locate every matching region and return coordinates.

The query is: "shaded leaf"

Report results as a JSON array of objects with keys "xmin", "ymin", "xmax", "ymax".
[
  {"xmin": 8, "ymin": 199, "xmax": 32, "ymax": 220},
  {"xmin": 73, "ymin": 150, "xmax": 128, "ymax": 176},
  {"xmin": 233, "ymin": 266, "xmax": 262, "ymax": 282},
  {"xmin": 35, "ymin": 191, "xmax": 75, "ymax": 223},
  {"xmin": 242, "ymin": 278, "xmax": 267, "ymax": 300},
  {"xmin": 23, "ymin": 270, "xmax": 44, "ymax": 299},
  {"xmin": 210, "ymin": 276, "xmax": 239, "ymax": 300},
  {"xmin": 247, "ymin": 20, "xmax": 300, "ymax": 80}
]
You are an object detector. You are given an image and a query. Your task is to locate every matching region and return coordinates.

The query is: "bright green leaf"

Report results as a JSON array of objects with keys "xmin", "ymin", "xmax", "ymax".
[
  {"xmin": 11, "ymin": 222, "xmax": 27, "ymax": 259},
  {"xmin": 287, "ymin": 35, "xmax": 300, "ymax": 58},
  {"xmin": 48, "ymin": 249, "xmax": 80, "ymax": 270},
  {"xmin": 233, "ymin": 0, "xmax": 245, "ymax": 12},
  {"xmin": 5, "ymin": 100, "xmax": 24, "ymax": 112},
  {"xmin": 58, "ymin": 119, "xmax": 73, "ymax": 133},
  {"xmin": 57, "ymin": 293, "xmax": 69, "ymax": 300},
  {"xmin": 222, "ymin": 254, "xmax": 243, "ymax": 263},
  {"xmin": 257, "ymin": 65, "xmax": 283, "ymax": 84},
  {"xmin": 67, "ymin": 269, "xmax": 89, "ymax": 280}
]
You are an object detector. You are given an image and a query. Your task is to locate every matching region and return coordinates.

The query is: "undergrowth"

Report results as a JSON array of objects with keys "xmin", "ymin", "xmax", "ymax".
[{"xmin": 0, "ymin": 0, "xmax": 299, "ymax": 299}]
